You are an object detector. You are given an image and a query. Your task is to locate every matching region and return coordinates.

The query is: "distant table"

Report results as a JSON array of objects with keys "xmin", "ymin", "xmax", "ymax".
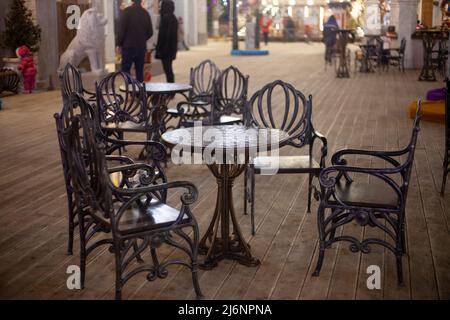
[
  {"xmin": 336, "ymin": 29, "xmax": 355, "ymax": 78},
  {"xmin": 162, "ymin": 125, "xmax": 290, "ymax": 269},
  {"xmin": 359, "ymin": 34, "xmax": 381, "ymax": 73},
  {"xmin": 143, "ymin": 83, "xmax": 192, "ymax": 139},
  {"xmin": 412, "ymin": 30, "xmax": 449, "ymax": 81}
]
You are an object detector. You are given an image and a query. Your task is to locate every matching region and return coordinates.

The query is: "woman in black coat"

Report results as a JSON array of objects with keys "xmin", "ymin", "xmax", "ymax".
[{"xmin": 156, "ymin": 0, "xmax": 178, "ymax": 83}]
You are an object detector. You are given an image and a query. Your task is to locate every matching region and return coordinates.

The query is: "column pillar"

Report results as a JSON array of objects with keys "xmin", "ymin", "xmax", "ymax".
[
  {"xmin": 390, "ymin": 0, "xmax": 420, "ymax": 69},
  {"xmin": 34, "ymin": 0, "xmax": 59, "ymax": 90}
]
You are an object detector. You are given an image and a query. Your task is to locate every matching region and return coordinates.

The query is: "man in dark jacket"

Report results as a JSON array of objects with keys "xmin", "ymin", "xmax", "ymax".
[
  {"xmin": 323, "ymin": 15, "xmax": 338, "ymax": 64},
  {"xmin": 156, "ymin": 0, "xmax": 178, "ymax": 83},
  {"xmin": 117, "ymin": 0, "xmax": 153, "ymax": 82}
]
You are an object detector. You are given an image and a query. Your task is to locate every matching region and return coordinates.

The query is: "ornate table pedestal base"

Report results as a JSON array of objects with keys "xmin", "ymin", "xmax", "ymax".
[
  {"xmin": 199, "ymin": 163, "xmax": 260, "ymax": 270},
  {"xmin": 419, "ymin": 35, "xmax": 437, "ymax": 82}
]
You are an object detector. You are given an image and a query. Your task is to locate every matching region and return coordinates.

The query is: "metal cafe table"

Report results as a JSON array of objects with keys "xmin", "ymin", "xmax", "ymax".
[
  {"xmin": 162, "ymin": 125, "xmax": 290, "ymax": 269},
  {"xmin": 412, "ymin": 29, "xmax": 449, "ymax": 82}
]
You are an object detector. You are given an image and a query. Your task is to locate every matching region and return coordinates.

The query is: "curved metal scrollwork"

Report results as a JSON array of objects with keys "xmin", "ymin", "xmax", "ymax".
[
  {"xmin": 96, "ymin": 71, "xmax": 147, "ymax": 124},
  {"xmin": 211, "ymin": 65, "xmax": 249, "ymax": 124},
  {"xmin": 313, "ymin": 102, "xmax": 422, "ymax": 286}
]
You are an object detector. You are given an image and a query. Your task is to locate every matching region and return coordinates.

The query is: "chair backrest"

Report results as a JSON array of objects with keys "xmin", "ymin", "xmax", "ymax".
[
  {"xmin": 189, "ymin": 60, "xmax": 221, "ymax": 102},
  {"xmin": 400, "ymin": 102, "xmax": 422, "ymax": 199},
  {"xmin": 54, "ymin": 92, "xmax": 97, "ymax": 194},
  {"xmin": 65, "ymin": 94, "xmax": 112, "ymax": 220},
  {"xmin": 59, "ymin": 63, "xmax": 84, "ymax": 103},
  {"xmin": 400, "ymin": 38, "xmax": 407, "ymax": 55},
  {"xmin": 246, "ymin": 80, "xmax": 312, "ymax": 148},
  {"xmin": 96, "ymin": 71, "xmax": 147, "ymax": 124},
  {"xmin": 211, "ymin": 65, "xmax": 249, "ymax": 123}
]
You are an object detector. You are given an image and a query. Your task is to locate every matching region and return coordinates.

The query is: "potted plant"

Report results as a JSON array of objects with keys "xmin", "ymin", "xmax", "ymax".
[{"xmin": 0, "ymin": 0, "xmax": 41, "ymax": 70}]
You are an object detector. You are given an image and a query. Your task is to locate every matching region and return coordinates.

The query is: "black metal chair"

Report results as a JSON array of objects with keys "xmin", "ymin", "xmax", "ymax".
[
  {"xmin": 209, "ymin": 65, "xmax": 249, "ymax": 125},
  {"xmin": 59, "ymin": 63, "xmax": 96, "ymax": 104},
  {"xmin": 54, "ymin": 90, "xmax": 167, "ymax": 255},
  {"xmin": 167, "ymin": 59, "xmax": 221, "ymax": 128},
  {"xmin": 313, "ymin": 102, "xmax": 422, "ymax": 285},
  {"xmin": 441, "ymin": 78, "xmax": 450, "ymax": 194},
  {"xmin": 64, "ymin": 93, "xmax": 202, "ymax": 300},
  {"xmin": 386, "ymin": 38, "xmax": 406, "ymax": 72},
  {"xmin": 0, "ymin": 67, "xmax": 20, "ymax": 95},
  {"xmin": 244, "ymin": 80, "xmax": 328, "ymax": 235}
]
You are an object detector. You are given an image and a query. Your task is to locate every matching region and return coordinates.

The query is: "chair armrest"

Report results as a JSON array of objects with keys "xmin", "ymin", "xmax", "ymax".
[
  {"xmin": 319, "ymin": 165, "xmax": 404, "ymax": 203},
  {"xmin": 331, "ymin": 148, "xmax": 404, "ymax": 168},
  {"xmin": 311, "ymin": 130, "xmax": 328, "ymax": 168},
  {"xmin": 104, "ymin": 137, "xmax": 167, "ymax": 162},
  {"xmin": 106, "ymin": 155, "xmax": 135, "ymax": 165},
  {"xmin": 111, "ymin": 180, "xmax": 198, "ymax": 206}
]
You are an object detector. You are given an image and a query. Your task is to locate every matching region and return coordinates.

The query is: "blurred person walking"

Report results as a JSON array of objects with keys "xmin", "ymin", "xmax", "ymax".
[
  {"xmin": 323, "ymin": 15, "xmax": 338, "ymax": 64},
  {"xmin": 259, "ymin": 14, "xmax": 272, "ymax": 46},
  {"xmin": 156, "ymin": 0, "xmax": 178, "ymax": 83},
  {"xmin": 117, "ymin": 0, "xmax": 153, "ymax": 82}
]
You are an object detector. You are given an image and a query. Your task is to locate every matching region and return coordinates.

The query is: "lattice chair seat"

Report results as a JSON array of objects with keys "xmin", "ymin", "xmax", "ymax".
[
  {"xmin": 330, "ymin": 181, "xmax": 399, "ymax": 209},
  {"xmin": 91, "ymin": 199, "xmax": 189, "ymax": 236},
  {"xmin": 254, "ymin": 155, "xmax": 321, "ymax": 174}
]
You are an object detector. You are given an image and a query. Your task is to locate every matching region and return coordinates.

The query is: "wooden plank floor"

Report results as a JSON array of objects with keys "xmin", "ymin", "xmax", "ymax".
[{"xmin": 0, "ymin": 42, "xmax": 449, "ymax": 300}]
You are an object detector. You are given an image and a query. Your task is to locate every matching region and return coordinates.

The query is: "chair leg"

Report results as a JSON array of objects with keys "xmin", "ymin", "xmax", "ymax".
[
  {"xmin": 114, "ymin": 243, "xmax": 123, "ymax": 300},
  {"xmin": 191, "ymin": 224, "xmax": 203, "ymax": 299},
  {"xmin": 313, "ymin": 204, "xmax": 326, "ymax": 277},
  {"xmin": 244, "ymin": 168, "xmax": 248, "ymax": 216},
  {"xmin": 78, "ymin": 213, "xmax": 87, "ymax": 290},
  {"xmin": 401, "ymin": 223, "xmax": 407, "ymax": 255},
  {"xmin": 133, "ymin": 240, "xmax": 144, "ymax": 263},
  {"xmin": 67, "ymin": 200, "xmax": 75, "ymax": 255},
  {"xmin": 307, "ymin": 173, "xmax": 313, "ymax": 213},
  {"xmin": 396, "ymin": 254, "xmax": 404, "ymax": 286},
  {"xmin": 441, "ymin": 157, "xmax": 449, "ymax": 195},
  {"xmin": 250, "ymin": 168, "xmax": 256, "ymax": 236}
]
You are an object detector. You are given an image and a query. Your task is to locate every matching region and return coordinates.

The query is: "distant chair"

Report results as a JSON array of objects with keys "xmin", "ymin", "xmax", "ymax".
[
  {"xmin": 0, "ymin": 68, "xmax": 20, "ymax": 95},
  {"xmin": 244, "ymin": 80, "xmax": 327, "ymax": 235},
  {"xmin": 64, "ymin": 93, "xmax": 202, "ymax": 300},
  {"xmin": 441, "ymin": 78, "xmax": 450, "ymax": 194},
  {"xmin": 171, "ymin": 59, "xmax": 221, "ymax": 128},
  {"xmin": 313, "ymin": 102, "xmax": 422, "ymax": 285},
  {"xmin": 59, "ymin": 63, "xmax": 96, "ymax": 104},
  {"xmin": 386, "ymin": 38, "xmax": 406, "ymax": 72},
  {"xmin": 54, "ymin": 90, "xmax": 167, "ymax": 255},
  {"xmin": 210, "ymin": 65, "xmax": 249, "ymax": 125},
  {"xmin": 96, "ymin": 71, "xmax": 165, "ymax": 159}
]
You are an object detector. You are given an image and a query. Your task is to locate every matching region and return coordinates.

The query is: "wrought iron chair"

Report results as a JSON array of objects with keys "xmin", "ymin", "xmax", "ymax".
[
  {"xmin": 64, "ymin": 93, "xmax": 202, "ymax": 300},
  {"xmin": 96, "ymin": 71, "xmax": 158, "ymax": 143},
  {"xmin": 386, "ymin": 38, "xmax": 406, "ymax": 72},
  {"xmin": 0, "ymin": 67, "xmax": 20, "ymax": 95},
  {"xmin": 441, "ymin": 78, "xmax": 450, "ymax": 194},
  {"xmin": 244, "ymin": 80, "xmax": 328, "ymax": 235},
  {"xmin": 209, "ymin": 65, "xmax": 249, "ymax": 125},
  {"xmin": 313, "ymin": 103, "xmax": 422, "ymax": 285},
  {"xmin": 59, "ymin": 63, "xmax": 96, "ymax": 104},
  {"xmin": 167, "ymin": 59, "xmax": 221, "ymax": 128},
  {"xmin": 54, "ymin": 92, "xmax": 166, "ymax": 255}
]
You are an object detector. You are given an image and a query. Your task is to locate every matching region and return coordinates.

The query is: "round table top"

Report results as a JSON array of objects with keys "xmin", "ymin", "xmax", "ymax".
[
  {"xmin": 144, "ymin": 82, "xmax": 192, "ymax": 94},
  {"xmin": 161, "ymin": 125, "xmax": 290, "ymax": 152},
  {"xmin": 119, "ymin": 82, "xmax": 192, "ymax": 94}
]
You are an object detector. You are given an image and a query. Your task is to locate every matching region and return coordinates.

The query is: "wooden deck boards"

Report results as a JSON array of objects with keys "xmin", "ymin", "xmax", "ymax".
[{"xmin": 0, "ymin": 42, "xmax": 449, "ymax": 300}]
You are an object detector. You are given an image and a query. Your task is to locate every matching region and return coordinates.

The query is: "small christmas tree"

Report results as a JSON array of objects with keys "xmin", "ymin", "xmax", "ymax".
[{"xmin": 0, "ymin": 0, "xmax": 41, "ymax": 54}]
